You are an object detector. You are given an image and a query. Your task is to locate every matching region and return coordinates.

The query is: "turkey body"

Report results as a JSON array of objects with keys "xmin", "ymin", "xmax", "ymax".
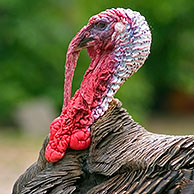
[{"xmin": 13, "ymin": 99, "xmax": 194, "ymax": 194}]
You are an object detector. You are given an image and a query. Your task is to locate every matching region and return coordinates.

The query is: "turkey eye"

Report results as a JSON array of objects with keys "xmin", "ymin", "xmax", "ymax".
[{"xmin": 94, "ymin": 22, "xmax": 107, "ymax": 30}]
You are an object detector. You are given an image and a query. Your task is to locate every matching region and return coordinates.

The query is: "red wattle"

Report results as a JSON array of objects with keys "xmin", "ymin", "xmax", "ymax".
[
  {"xmin": 45, "ymin": 90, "xmax": 94, "ymax": 162},
  {"xmin": 45, "ymin": 143, "xmax": 65, "ymax": 163},
  {"xmin": 69, "ymin": 128, "xmax": 91, "ymax": 150}
]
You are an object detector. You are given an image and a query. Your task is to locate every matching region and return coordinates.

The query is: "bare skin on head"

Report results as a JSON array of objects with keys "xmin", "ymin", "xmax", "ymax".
[{"xmin": 45, "ymin": 8, "xmax": 151, "ymax": 162}]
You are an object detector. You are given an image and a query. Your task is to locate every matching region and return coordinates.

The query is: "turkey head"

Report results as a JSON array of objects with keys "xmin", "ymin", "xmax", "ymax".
[{"xmin": 45, "ymin": 8, "xmax": 152, "ymax": 162}]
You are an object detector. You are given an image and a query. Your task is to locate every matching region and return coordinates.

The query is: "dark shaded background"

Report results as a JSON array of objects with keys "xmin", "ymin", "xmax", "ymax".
[{"xmin": 1, "ymin": 0, "xmax": 194, "ymax": 128}]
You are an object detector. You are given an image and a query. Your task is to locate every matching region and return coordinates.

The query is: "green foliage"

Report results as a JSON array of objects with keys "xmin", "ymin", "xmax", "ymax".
[{"xmin": 0, "ymin": 0, "xmax": 194, "ymax": 124}]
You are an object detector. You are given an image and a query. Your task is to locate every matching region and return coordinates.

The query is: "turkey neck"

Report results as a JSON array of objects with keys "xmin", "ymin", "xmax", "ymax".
[
  {"xmin": 61, "ymin": 49, "xmax": 116, "ymax": 124},
  {"xmin": 78, "ymin": 49, "xmax": 116, "ymax": 120},
  {"xmin": 62, "ymin": 26, "xmax": 150, "ymax": 125},
  {"xmin": 61, "ymin": 43, "xmax": 128, "ymax": 123},
  {"xmin": 62, "ymin": 11, "xmax": 151, "ymax": 124},
  {"xmin": 70, "ymin": 26, "xmax": 149, "ymax": 121}
]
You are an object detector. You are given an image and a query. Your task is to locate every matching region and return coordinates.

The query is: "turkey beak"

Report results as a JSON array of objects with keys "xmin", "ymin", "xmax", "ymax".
[{"xmin": 76, "ymin": 31, "xmax": 95, "ymax": 50}]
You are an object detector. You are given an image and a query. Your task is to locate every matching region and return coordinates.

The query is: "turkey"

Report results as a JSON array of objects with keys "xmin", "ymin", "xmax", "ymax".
[{"xmin": 13, "ymin": 8, "xmax": 194, "ymax": 194}]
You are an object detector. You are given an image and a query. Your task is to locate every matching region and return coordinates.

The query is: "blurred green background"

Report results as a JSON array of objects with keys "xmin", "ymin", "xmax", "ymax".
[
  {"xmin": 0, "ymin": 0, "xmax": 194, "ymax": 128},
  {"xmin": 1, "ymin": 1, "xmax": 194, "ymax": 193}
]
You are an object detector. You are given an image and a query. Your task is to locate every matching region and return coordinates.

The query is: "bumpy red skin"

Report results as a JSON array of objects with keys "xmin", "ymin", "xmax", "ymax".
[
  {"xmin": 45, "ymin": 50, "xmax": 115, "ymax": 162},
  {"xmin": 45, "ymin": 9, "xmax": 121, "ymax": 162}
]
